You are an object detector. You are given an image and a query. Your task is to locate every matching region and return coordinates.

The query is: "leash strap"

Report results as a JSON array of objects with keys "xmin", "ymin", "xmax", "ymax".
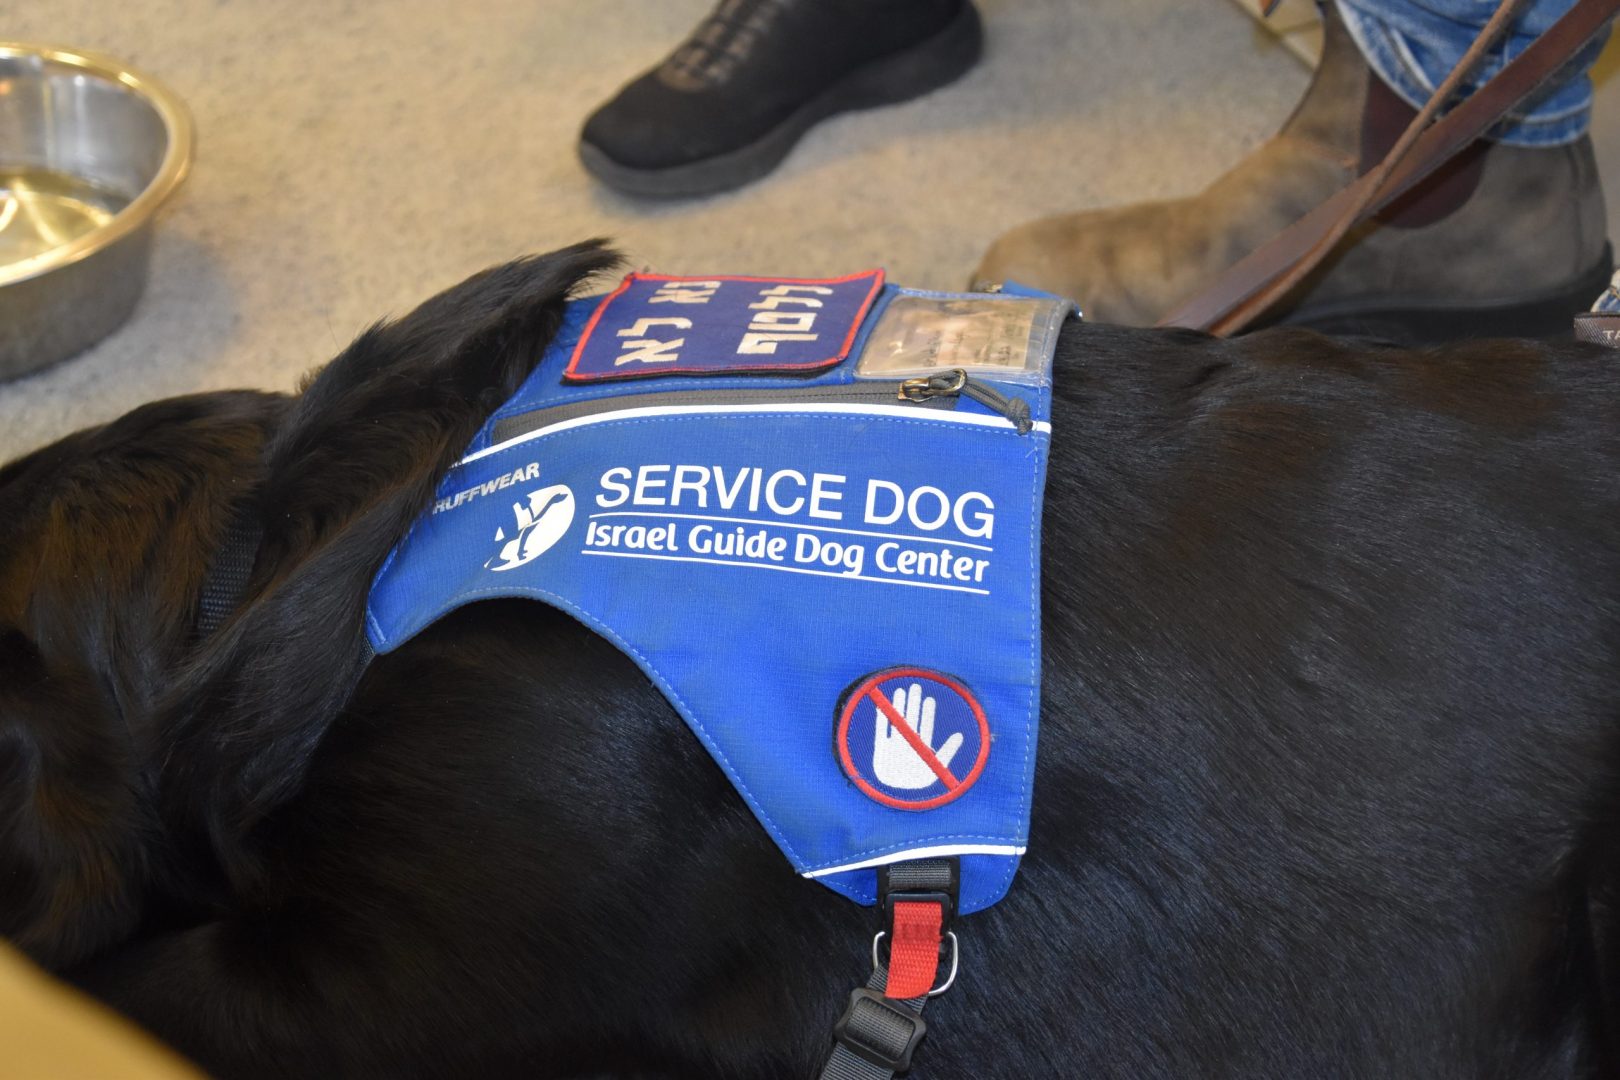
[
  {"xmin": 821, "ymin": 859, "xmax": 958, "ymax": 1078},
  {"xmin": 1158, "ymin": 0, "xmax": 1620, "ymax": 335}
]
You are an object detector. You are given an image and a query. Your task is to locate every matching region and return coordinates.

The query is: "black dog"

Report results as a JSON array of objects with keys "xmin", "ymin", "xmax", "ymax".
[{"xmin": 3, "ymin": 242, "xmax": 1618, "ymax": 1078}]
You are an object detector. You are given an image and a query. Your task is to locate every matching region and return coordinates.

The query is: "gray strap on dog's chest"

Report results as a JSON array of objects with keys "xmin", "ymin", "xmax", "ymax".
[
  {"xmin": 819, "ymin": 967, "xmax": 928, "ymax": 1080},
  {"xmin": 820, "ymin": 858, "xmax": 957, "ymax": 1078}
]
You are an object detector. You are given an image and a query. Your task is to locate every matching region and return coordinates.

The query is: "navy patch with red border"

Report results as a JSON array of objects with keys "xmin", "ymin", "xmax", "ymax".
[
  {"xmin": 563, "ymin": 271, "xmax": 884, "ymax": 383},
  {"xmin": 837, "ymin": 667, "xmax": 990, "ymax": 811}
]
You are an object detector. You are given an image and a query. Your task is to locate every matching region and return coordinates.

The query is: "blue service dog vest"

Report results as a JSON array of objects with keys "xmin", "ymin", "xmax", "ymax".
[{"xmin": 366, "ymin": 271, "xmax": 1070, "ymax": 914}]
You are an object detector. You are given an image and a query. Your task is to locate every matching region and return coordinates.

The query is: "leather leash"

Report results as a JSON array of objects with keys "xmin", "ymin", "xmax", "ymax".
[{"xmin": 1158, "ymin": 0, "xmax": 1620, "ymax": 336}]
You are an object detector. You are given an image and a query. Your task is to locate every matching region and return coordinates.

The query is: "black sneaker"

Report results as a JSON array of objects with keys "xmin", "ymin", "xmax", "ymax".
[{"xmin": 579, "ymin": 0, "xmax": 983, "ymax": 198}]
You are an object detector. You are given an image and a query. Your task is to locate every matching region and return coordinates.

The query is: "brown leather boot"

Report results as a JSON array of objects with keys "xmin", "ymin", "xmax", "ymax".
[{"xmin": 973, "ymin": 3, "xmax": 1612, "ymax": 341}]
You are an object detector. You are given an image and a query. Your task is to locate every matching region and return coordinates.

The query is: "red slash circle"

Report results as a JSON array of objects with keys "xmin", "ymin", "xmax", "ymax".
[{"xmin": 836, "ymin": 667, "xmax": 991, "ymax": 811}]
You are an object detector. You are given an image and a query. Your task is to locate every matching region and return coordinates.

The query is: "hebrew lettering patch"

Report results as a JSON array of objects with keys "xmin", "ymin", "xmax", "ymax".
[{"xmin": 563, "ymin": 271, "xmax": 885, "ymax": 382}]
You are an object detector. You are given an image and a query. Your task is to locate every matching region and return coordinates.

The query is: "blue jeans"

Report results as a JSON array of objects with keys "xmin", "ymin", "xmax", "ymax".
[{"xmin": 1335, "ymin": 0, "xmax": 1610, "ymax": 145}]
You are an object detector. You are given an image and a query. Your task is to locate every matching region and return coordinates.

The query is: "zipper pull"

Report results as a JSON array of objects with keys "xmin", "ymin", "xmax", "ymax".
[{"xmin": 898, "ymin": 369, "xmax": 1034, "ymax": 435}]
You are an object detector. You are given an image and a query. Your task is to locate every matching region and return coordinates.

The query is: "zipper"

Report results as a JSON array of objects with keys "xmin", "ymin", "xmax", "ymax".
[
  {"xmin": 487, "ymin": 370, "xmax": 1034, "ymax": 446},
  {"xmin": 898, "ymin": 370, "xmax": 1034, "ymax": 435}
]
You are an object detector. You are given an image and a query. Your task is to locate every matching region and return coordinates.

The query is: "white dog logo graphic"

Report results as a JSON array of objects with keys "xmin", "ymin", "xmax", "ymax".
[{"xmin": 485, "ymin": 484, "xmax": 575, "ymax": 571}]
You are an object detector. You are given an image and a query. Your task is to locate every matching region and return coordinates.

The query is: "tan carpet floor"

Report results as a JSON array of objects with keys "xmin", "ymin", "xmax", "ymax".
[{"xmin": 1, "ymin": 0, "xmax": 1315, "ymax": 459}]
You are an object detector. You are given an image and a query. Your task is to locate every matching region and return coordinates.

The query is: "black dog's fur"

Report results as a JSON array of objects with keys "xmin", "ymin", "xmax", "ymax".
[{"xmin": 3, "ymin": 243, "xmax": 1619, "ymax": 1077}]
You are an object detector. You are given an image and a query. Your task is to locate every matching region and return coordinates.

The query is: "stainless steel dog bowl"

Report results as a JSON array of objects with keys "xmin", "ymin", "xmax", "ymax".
[{"xmin": 0, "ymin": 43, "xmax": 193, "ymax": 379}]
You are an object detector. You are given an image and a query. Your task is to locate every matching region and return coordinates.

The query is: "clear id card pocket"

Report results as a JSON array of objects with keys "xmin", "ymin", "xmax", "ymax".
[{"xmin": 855, "ymin": 290, "xmax": 1072, "ymax": 383}]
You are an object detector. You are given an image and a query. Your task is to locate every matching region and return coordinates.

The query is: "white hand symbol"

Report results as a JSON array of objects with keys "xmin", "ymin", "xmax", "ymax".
[{"xmin": 872, "ymin": 683, "xmax": 964, "ymax": 790}]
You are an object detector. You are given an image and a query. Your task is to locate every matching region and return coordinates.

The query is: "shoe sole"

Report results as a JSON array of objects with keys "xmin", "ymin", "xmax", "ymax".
[
  {"xmin": 1275, "ymin": 244, "xmax": 1616, "ymax": 344},
  {"xmin": 579, "ymin": 1, "xmax": 984, "ymax": 199}
]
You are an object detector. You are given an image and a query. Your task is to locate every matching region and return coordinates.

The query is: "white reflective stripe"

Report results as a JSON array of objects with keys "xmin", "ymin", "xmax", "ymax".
[
  {"xmin": 463, "ymin": 403, "xmax": 1052, "ymax": 466},
  {"xmin": 802, "ymin": 844, "xmax": 1028, "ymax": 878}
]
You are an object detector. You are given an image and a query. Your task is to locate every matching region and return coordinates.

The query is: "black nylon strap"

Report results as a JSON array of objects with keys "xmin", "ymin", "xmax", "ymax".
[{"xmin": 196, "ymin": 501, "xmax": 263, "ymax": 638}]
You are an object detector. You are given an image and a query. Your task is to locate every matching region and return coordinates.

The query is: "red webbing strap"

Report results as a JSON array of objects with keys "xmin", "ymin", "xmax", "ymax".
[{"xmin": 883, "ymin": 901, "xmax": 944, "ymax": 999}]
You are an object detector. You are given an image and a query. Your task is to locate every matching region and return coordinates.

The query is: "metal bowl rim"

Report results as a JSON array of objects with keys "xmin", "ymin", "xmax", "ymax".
[{"xmin": 0, "ymin": 41, "xmax": 194, "ymax": 288}]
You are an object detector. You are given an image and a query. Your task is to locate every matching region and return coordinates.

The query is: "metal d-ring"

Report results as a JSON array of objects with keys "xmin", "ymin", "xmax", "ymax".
[{"xmin": 871, "ymin": 930, "xmax": 960, "ymax": 997}]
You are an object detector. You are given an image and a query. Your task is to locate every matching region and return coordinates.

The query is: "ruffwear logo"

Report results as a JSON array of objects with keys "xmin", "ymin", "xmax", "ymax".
[{"xmin": 485, "ymin": 484, "xmax": 576, "ymax": 572}]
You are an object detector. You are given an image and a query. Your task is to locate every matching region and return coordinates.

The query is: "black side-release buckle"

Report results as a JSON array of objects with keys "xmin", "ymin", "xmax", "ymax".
[{"xmin": 832, "ymin": 988, "xmax": 928, "ymax": 1073}]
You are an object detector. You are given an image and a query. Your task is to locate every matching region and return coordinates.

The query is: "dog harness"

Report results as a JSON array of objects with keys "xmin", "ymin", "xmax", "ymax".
[{"xmin": 364, "ymin": 271, "xmax": 1071, "ymax": 1075}]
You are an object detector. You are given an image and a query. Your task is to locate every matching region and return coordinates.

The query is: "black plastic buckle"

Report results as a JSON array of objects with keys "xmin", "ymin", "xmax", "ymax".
[{"xmin": 832, "ymin": 988, "xmax": 928, "ymax": 1073}]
